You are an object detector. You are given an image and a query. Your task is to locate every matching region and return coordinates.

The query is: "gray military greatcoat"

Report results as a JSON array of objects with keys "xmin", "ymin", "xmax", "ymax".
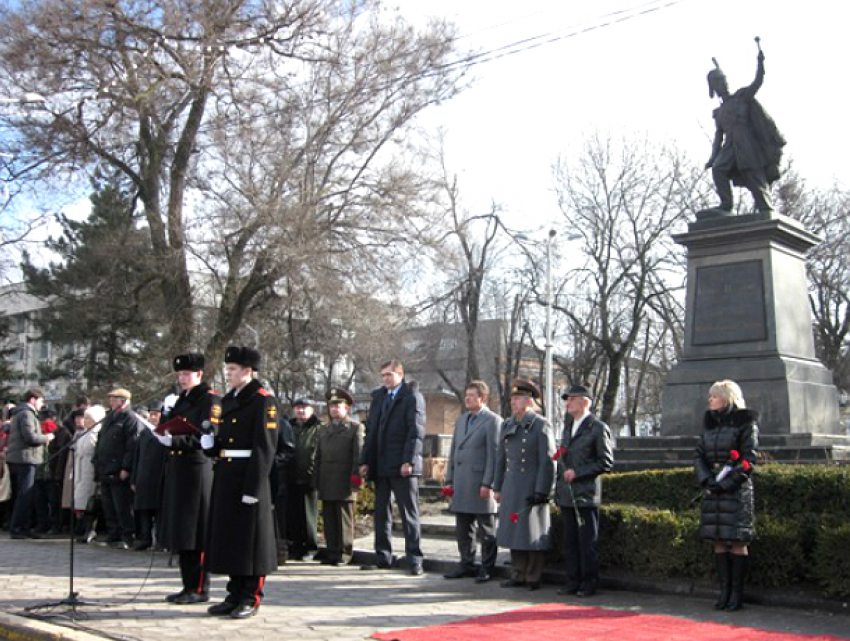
[
  {"xmin": 445, "ymin": 407, "xmax": 501, "ymax": 515},
  {"xmin": 493, "ymin": 411, "xmax": 555, "ymax": 551}
]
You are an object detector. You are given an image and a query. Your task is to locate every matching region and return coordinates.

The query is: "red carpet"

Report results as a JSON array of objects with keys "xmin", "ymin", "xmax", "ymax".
[{"xmin": 371, "ymin": 603, "xmax": 847, "ymax": 641}]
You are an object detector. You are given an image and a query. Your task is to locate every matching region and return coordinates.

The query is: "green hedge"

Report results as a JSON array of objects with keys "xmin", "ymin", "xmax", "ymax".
[
  {"xmin": 593, "ymin": 464, "xmax": 850, "ymax": 598},
  {"xmin": 604, "ymin": 465, "xmax": 850, "ymax": 519}
]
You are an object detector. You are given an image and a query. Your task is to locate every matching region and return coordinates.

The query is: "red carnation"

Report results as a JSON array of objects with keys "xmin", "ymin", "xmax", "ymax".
[
  {"xmin": 552, "ymin": 446, "xmax": 568, "ymax": 461},
  {"xmin": 741, "ymin": 460, "xmax": 751, "ymax": 472},
  {"xmin": 730, "ymin": 450, "xmax": 740, "ymax": 461},
  {"xmin": 510, "ymin": 512, "xmax": 520, "ymax": 524},
  {"xmin": 441, "ymin": 486, "xmax": 454, "ymax": 498},
  {"xmin": 350, "ymin": 474, "xmax": 362, "ymax": 487}
]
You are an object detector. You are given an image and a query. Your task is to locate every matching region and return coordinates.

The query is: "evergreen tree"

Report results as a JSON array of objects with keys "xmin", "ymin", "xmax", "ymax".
[
  {"xmin": 21, "ymin": 176, "xmax": 168, "ymax": 400},
  {"xmin": 0, "ymin": 315, "xmax": 16, "ymax": 400}
]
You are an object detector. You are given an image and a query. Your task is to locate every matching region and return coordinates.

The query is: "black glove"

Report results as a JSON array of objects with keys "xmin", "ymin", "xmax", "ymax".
[
  {"xmin": 717, "ymin": 474, "xmax": 736, "ymax": 492},
  {"xmin": 706, "ymin": 479, "xmax": 722, "ymax": 494},
  {"xmin": 526, "ymin": 492, "xmax": 549, "ymax": 506},
  {"xmin": 200, "ymin": 420, "xmax": 215, "ymax": 436}
]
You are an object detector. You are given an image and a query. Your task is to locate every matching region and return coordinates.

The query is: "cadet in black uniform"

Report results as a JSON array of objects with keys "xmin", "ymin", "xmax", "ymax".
[
  {"xmin": 156, "ymin": 353, "xmax": 220, "ymax": 604},
  {"xmin": 202, "ymin": 346, "xmax": 279, "ymax": 619}
]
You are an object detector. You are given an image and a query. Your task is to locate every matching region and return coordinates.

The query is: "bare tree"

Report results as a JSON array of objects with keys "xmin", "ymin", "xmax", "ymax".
[
  {"xmin": 0, "ymin": 0, "xmax": 467, "ymax": 360},
  {"xmin": 777, "ymin": 171, "xmax": 850, "ymax": 390},
  {"xmin": 550, "ymin": 134, "xmax": 703, "ymax": 426}
]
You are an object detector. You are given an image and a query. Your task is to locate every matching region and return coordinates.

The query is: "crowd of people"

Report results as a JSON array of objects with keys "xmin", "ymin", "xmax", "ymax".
[{"xmin": 1, "ymin": 350, "xmax": 759, "ymax": 617}]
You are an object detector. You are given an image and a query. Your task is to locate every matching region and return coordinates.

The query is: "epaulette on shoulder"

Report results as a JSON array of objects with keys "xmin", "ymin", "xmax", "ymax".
[{"xmin": 257, "ymin": 388, "xmax": 271, "ymax": 397}]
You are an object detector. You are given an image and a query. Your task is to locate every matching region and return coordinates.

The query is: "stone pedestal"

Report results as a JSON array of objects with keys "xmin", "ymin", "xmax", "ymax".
[{"xmin": 661, "ymin": 211, "xmax": 840, "ymax": 436}]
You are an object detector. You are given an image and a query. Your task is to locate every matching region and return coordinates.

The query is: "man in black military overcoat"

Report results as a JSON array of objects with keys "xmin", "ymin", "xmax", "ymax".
[
  {"xmin": 201, "ymin": 346, "xmax": 279, "ymax": 619},
  {"xmin": 155, "ymin": 353, "xmax": 221, "ymax": 604}
]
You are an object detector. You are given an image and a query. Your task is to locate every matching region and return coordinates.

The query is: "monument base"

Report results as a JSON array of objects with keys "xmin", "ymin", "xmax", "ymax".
[
  {"xmin": 662, "ymin": 354, "xmax": 840, "ymax": 436},
  {"xmin": 660, "ymin": 212, "xmax": 841, "ymax": 438}
]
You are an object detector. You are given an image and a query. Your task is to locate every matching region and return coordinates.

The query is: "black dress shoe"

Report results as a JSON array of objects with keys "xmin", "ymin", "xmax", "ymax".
[
  {"xmin": 475, "ymin": 569, "xmax": 492, "ymax": 584},
  {"xmin": 172, "ymin": 592, "xmax": 210, "ymax": 604},
  {"xmin": 527, "ymin": 581, "xmax": 541, "ymax": 591},
  {"xmin": 576, "ymin": 587, "xmax": 597, "ymax": 597},
  {"xmin": 166, "ymin": 590, "xmax": 188, "ymax": 603},
  {"xmin": 133, "ymin": 540, "xmax": 152, "ymax": 551},
  {"xmin": 360, "ymin": 562, "xmax": 392, "ymax": 571},
  {"xmin": 410, "ymin": 563, "xmax": 424, "ymax": 576},
  {"xmin": 207, "ymin": 600, "xmax": 239, "ymax": 616},
  {"xmin": 443, "ymin": 567, "xmax": 475, "ymax": 579},
  {"xmin": 500, "ymin": 579, "xmax": 525, "ymax": 588},
  {"xmin": 557, "ymin": 585, "xmax": 580, "ymax": 596},
  {"xmin": 230, "ymin": 602, "xmax": 259, "ymax": 619}
]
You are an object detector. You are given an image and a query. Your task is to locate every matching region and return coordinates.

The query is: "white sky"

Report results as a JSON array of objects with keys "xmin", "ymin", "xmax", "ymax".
[{"xmin": 400, "ymin": 0, "xmax": 850, "ymax": 229}]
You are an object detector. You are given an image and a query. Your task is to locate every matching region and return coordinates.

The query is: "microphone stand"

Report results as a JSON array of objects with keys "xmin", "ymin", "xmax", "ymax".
[{"xmin": 26, "ymin": 427, "xmax": 96, "ymax": 617}]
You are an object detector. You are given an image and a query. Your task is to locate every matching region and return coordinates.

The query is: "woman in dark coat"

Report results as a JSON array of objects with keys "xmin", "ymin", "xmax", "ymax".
[{"xmin": 694, "ymin": 379, "xmax": 759, "ymax": 611}]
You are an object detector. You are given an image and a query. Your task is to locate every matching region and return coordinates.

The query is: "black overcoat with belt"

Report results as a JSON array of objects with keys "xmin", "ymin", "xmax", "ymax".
[
  {"xmin": 694, "ymin": 406, "xmax": 759, "ymax": 543},
  {"xmin": 205, "ymin": 379, "xmax": 279, "ymax": 576},
  {"xmin": 159, "ymin": 382, "xmax": 220, "ymax": 551}
]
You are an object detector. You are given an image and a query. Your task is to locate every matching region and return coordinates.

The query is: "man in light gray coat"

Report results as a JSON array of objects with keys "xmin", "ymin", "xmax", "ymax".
[
  {"xmin": 443, "ymin": 380, "xmax": 502, "ymax": 583},
  {"xmin": 493, "ymin": 379, "xmax": 555, "ymax": 591}
]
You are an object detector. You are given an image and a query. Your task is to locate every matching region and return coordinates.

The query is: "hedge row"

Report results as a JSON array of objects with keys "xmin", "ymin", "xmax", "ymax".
[
  {"xmin": 595, "ymin": 464, "xmax": 850, "ymax": 599},
  {"xmin": 603, "ymin": 464, "xmax": 850, "ymax": 520}
]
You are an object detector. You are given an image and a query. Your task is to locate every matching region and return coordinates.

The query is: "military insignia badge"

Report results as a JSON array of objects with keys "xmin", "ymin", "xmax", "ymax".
[
  {"xmin": 267, "ymin": 406, "xmax": 277, "ymax": 419},
  {"xmin": 211, "ymin": 404, "xmax": 222, "ymax": 418},
  {"xmin": 266, "ymin": 421, "xmax": 277, "ymax": 430}
]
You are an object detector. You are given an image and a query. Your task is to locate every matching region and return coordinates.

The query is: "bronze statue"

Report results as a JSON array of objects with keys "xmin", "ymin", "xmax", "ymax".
[{"xmin": 704, "ymin": 38, "xmax": 786, "ymax": 215}]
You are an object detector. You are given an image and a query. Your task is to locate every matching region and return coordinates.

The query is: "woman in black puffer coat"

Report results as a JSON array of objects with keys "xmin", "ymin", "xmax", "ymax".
[{"xmin": 694, "ymin": 379, "xmax": 759, "ymax": 612}]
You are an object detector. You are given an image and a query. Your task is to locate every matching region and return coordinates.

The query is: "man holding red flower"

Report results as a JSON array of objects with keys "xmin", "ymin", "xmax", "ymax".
[
  {"xmin": 314, "ymin": 388, "xmax": 364, "ymax": 566},
  {"xmin": 554, "ymin": 385, "xmax": 614, "ymax": 598},
  {"xmin": 493, "ymin": 379, "xmax": 555, "ymax": 591},
  {"xmin": 694, "ymin": 379, "xmax": 759, "ymax": 611}
]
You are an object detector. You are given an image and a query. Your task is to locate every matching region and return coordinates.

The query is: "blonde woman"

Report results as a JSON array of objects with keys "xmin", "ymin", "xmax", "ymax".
[{"xmin": 694, "ymin": 380, "xmax": 759, "ymax": 611}]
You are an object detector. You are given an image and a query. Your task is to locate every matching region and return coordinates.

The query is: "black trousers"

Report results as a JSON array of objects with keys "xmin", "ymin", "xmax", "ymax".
[
  {"xmin": 285, "ymin": 484, "xmax": 318, "ymax": 556},
  {"xmin": 455, "ymin": 512, "xmax": 496, "ymax": 571},
  {"xmin": 374, "ymin": 475, "xmax": 423, "ymax": 566},
  {"xmin": 180, "ymin": 550, "xmax": 210, "ymax": 594},
  {"xmin": 561, "ymin": 506, "xmax": 600, "ymax": 590},
  {"xmin": 134, "ymin": 508, "xmax": 156, "ymax": 545},
  {"xmin": 47, "ymin": 480, "xmax": 66, "ymax": 532},
  {"xmin": 100, "ymin": 479, "xmax": 134, "ymax": 543},
  {"xmin": 224, "ymin": 575, "xmax": 265, "ymax": 606}
]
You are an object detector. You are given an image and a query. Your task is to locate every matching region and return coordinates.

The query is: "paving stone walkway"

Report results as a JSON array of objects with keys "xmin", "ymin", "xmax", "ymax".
[{"xmin": 1, "ymin": 532, "xmax": 848, "ymax": 641}]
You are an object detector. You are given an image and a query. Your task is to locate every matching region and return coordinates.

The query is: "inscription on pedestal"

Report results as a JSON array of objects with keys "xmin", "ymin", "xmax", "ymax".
[{"xmin": 692, "ymin": 260, "xmax": 767, "ymax": 345}]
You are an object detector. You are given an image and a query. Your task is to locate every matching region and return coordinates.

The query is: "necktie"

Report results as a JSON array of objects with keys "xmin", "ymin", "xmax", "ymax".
[{"xmin": 382, "ymin": 392, "xmax": 393, "ymax": 415}]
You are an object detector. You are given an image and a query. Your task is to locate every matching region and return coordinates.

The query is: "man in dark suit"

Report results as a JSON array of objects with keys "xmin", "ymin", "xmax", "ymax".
[
  {"xmin": 443, "ymin": 380, "xmax": 502, "ymax": 583},
  {"xmin": 359, "ymin": 359, "xmax": 426, "ymax": 575},
  {"xmin": 201, "ymin": 346, "xmax": 279, "ymax": 619},
  {"xmin": 554, "ymin": 385, "xmax": 614, "ymax": 598}
]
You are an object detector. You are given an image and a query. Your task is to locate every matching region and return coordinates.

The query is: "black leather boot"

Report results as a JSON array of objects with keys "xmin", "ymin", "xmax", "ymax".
[
  {"xmin": 714, "ymin": 552, "xmax": 731, "ymax": 610},
  {"xmin": 726, "ymin": 554, "xmax": 747, "ymax": 611}
]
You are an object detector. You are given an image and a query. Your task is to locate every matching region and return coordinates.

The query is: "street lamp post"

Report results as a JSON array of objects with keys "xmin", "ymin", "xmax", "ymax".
[{"xmin": 545, "ymin": 229, "xmax": 556, "ymax": 430}]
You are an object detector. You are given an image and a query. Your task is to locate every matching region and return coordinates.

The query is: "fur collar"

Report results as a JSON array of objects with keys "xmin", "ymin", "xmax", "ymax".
[{"xmin": 704, "ymin": 406, "xmax": 759, "ymax": 429}]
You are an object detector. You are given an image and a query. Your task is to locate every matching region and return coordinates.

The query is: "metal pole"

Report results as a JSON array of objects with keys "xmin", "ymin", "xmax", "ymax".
[{"xmin": 545, "ymin": 229, "xmax": 556, "ymax": 431}]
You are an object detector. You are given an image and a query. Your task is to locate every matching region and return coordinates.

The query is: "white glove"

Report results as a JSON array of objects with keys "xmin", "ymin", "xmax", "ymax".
[
  {"xmin": 241, "ymin": 495, "xmax": 259, "ymax": 505},
  {"xmin": 200, "ymin": 433, "xmax": 215, "ymax": 450},
  {"xmin": 154, "ymin": 432, "xmax": 173, "ymax": 447}
]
